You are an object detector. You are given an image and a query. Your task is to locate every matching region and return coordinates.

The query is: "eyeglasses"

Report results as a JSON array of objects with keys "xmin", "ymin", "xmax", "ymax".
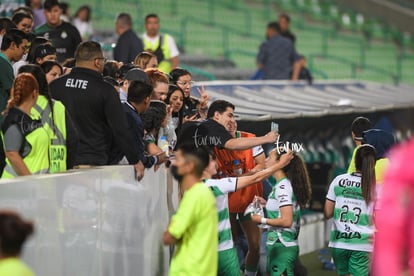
[
  {"xmin": 176, "ymin": 80, "xmax": 195, "ymax": 87},
  {"xmin": 95, "ymin": 57, "xmax": 107, "ymax": 63}
]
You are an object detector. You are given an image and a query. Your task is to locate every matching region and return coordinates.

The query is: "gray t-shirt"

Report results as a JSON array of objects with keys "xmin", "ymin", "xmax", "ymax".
[{"xmin": 4, "ymin": 125, "xmax": 31, "ymax": 157}]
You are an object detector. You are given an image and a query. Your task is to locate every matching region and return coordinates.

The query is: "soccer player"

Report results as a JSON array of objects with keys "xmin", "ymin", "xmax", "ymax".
[
  {"xmin": 163, "ymin": 144, "xmax": 218, "ymax": 276},
  {"xmin": 324, "ymin": 144, "xmax": 376, "ymax": 276},
  {"xmin": 347, "ymin": 116, "xmax": 372, "ymax": 173},
  {"xmin": 214, "ymin": 120, "xmax": 266, "ymax": 276},
  {"xmin": 251, "ymin": 151, "xmax": 312, "ymax": 276},
  {"xmin": 202, "ymin": 149, "xmax": 293, "ymax": 275}
]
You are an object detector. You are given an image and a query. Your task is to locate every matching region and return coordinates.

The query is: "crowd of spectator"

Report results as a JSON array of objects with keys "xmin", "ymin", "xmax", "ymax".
[{"xmin": 0, "ymin": 1, "xmax": 406, "ymax": 275}]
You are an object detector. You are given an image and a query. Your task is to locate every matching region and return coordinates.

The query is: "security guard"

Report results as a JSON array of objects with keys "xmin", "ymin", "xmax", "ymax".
[
  {"xmin": 49, "ymin": 41, "xmax": 145, "ymax": 179},
  {"xmin": 2, "ymin": 112, "xmax": 50, "ymax": 178},
  {"xmin": 1, "ymin": 74, "xmax": 50, "ymax": 178},
  {"xmin": 143, "ymin": 14, "xmax": 180, "ymax": 74},
  {"xmin": 18, "ymin": 64, "xmax": 78, "ymax": 173},
  {"xmin": 32, "ymin": 96, "xmax": 67, "ymax": 173}
]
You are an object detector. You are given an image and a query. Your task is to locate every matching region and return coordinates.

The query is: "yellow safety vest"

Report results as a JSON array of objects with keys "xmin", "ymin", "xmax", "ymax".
[
  {"xmin": 31, "ymin": 95, "xmax": 67, "ymax": 173},
  {"xmin": 1, "ymin": 114, "xmax": 50, "ymax": 178},
  {"xmin": 143, "ymin": 34, "xmax": 172, "ymax": 73}
]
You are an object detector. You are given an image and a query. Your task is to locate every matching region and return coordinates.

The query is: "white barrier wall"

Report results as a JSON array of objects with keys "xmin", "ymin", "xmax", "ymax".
[{"xmin": 0, "ymin": 166, "xmax": 170, "ymax": 276}]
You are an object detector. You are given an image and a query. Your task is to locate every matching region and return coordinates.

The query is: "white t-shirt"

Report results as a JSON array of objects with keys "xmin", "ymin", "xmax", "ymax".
[
  {"xmin": 252, "ymin": 145, "xmax": 264, "ymax": 157},
  {"xmin": 72, "ymin": 18, "xmax": 94, "ymax": 40},
  {"xmin": 142, "ymin": 33, "xmax": 179, "ymax": 58}
]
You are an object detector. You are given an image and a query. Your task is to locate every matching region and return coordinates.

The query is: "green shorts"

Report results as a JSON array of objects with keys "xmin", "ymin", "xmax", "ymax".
[
  {"xmin": 218, "ymin": 247, "xmax": 241, "ymax": 276},
  {"xmin": 266, "ymin": 231, "xmax": 298, "ymax": 276},
  {"xmin": 330, "ymin": 247, "xmax": 370, "ymax": 276},
  {"xmin": 234, "ymin": 212, "xmax": 251, "ymax": 221}
]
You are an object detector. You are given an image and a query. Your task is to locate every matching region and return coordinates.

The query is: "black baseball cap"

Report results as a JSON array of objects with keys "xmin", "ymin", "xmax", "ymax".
[{"xmin": 125, "ymin": 68, "xmax": 151, "ymax": 86}]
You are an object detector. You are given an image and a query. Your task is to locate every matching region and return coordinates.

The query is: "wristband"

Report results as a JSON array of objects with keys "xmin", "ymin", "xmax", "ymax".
[{"xmin": 261, "ymin": 217, "xmax": 267, "ymax": 225}]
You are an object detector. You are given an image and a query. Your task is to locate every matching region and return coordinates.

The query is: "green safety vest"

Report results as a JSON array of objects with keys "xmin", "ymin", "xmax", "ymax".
[
  {"xmin": 143, "ymin": 34, "xmax": 172, "ymax": 73},
  {"xmin": 31, "ymin": 95, "xmax": 67, "ymax": 173},
  {"xmin": 1, "ymin": 109, "xmax": 50, "ymax": 178}
]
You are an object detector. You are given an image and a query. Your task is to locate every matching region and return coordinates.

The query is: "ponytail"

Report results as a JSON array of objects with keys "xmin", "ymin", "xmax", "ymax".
[
  {"xmin": 355, "ymin": 144, "xmax": 376, "ymax": 204},
  {"xmin": 278, "ymin": 153, "xmax": 312, "ymax": 208},
  {"xmin": 2, "ymin": 73, "xmax": 38, "ymax": 115}
]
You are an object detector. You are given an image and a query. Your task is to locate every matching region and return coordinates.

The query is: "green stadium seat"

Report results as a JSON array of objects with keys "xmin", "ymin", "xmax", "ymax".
[{"xmin": 66, "ymin": 0, "xmax": 410, "ymax": 85}]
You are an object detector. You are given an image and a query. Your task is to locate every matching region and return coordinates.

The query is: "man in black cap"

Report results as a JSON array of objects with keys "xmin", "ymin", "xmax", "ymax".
[
  {"xmin": 116, "ymin": 68, "xmax": 167, "ymax": 168},
  {"xmin": 33, "ymin": 43, "xmax": 57, "ymax": 64},
  {"xmin": 50, "ymin": 41, "xmax": 145, "ymax": 180}
]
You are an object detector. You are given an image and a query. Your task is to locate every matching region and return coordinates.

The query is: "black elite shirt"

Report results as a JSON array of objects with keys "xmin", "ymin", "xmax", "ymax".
[
  {"xmin": 49, "ymin": 67, "xmax": 140, "ymax": 166},
  {"xmin": 179, "ymin": 119, "xmax": 232, "ymax": 149},
  {"xmin": 35, "ymin": 21, "xmax": 82, "ymax": 63}
]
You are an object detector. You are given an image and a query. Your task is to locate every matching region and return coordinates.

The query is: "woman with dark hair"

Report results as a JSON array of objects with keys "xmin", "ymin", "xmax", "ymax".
[
  {"xmin": 18, "ymin": 64, "xmax": 78, "ymax": 173},
  {"xmin": 141, "ymin": 100, "xmax": 168, "ymax": 155},
  {"xmin": 164, "ymin": 85, "xmax": 184, "ymax": 137},
  {"xmin": 0, "ymin": 210, "xmax": 35, "ymax": 275},
  {"xmin": 251, "ymin": 149, "xmax": 312, "ymax": 276},
  {"xmin": 11, "ymin": 12, "xmax": 33, "ymax": 34},
  {"xmin": 72, "ymin": 5, "xmax": 93, "ymax": 41},
  {"xmin": 134, "ymin": 51, "xmax": 158, "ymax": 70},
  {"xmin": 1, "ymin": 73, "xmax": 49, "ymax": 178},
  {"xmin": 169, "ymin": 67, "xmax": 210, "ymax": 119},
  {"xmin": 324, "ymin": 144, "xmax": 376, "ymax": 276},
  {"xmin": 103, "ymin": 60, "xmax": 121, "ymax": 79},
  {"xmin": 26, "ymin": 37, "xmax": 50, "ymax": 64},
  {"xmin": 40, "ymin": 60, "xmax": 63, "ymax": 83}
]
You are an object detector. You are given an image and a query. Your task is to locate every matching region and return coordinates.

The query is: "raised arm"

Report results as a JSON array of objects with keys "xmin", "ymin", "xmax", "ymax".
[
  {"xmin": 236, "ymin": 151, "xmax": 293, "ymax": 190},
  {"xmin": 224, "ymin": 131, "xmax": 278, "ymax": 150}
]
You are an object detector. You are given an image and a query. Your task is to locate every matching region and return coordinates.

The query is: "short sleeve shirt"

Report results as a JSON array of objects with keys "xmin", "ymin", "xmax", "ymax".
[
  {"xmin": 182, "ymin": 119, "xmax": 232, "ymax": 149},
  {"xmin": 205, "ymin": 178, "xmax": 237, "ymax": 251},
  {"xmin": 0, "ymin": 258, "xmax": 35, "ymax": 276},
  {"xmin": 257, "ymin": 35, "xmax": 300, "ymax": 80},
  {"xmin": 326, "ymin": 172, "xmax": 375, "ymax": 252},
  {"xmin": 266, "ymin": 178, "xmax": 300, "ymax": 246},
  {"xmin": 168, "ymin": 183, "xmax": 218, "ymax": 276}
]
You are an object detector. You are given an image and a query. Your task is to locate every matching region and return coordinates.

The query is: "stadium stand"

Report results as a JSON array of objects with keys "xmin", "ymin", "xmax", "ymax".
[{"xmin": 2, "ymin": 0, "xmax": 411, "ymax": 84}]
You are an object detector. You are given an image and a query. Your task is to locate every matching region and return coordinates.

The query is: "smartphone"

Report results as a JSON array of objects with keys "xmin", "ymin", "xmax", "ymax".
[
  {"xmin": 271, "ymin": 122, "xmax": 279, "ymax": 132},
  {"xmin": 186, "ymin": 108, "xmax": 200, "ymax": 119}
]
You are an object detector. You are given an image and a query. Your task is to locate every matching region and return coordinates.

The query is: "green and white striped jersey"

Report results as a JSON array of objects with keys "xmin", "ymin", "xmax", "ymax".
[
  {"xmin": 326, "ymin": 172, "xmax": 375, "ymax": 252},
  {"xmin": 204, "ymin": 178, "xmax": 237, "ymax": 252},
  {"xmin": 266, "ymin": 177, "xmax": 301, "ymax": 247}
]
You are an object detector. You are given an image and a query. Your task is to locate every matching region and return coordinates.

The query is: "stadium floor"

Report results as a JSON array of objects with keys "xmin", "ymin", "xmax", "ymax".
[{"xmin": 299, "ymin": 248, "xmax": 336, "ymax": 276}]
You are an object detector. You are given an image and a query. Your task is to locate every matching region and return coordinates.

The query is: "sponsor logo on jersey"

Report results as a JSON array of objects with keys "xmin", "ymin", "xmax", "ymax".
[
  {"xmin": 336, "ymin": 231, "xmax": 362, "ymax": 240},
  {"xmin": 342, "ymin": 189, "xmax": 363, "ymax": 200},
  {"xmin": 339, "ymin": 178, "xmax": 361, "ymax": 188}
]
